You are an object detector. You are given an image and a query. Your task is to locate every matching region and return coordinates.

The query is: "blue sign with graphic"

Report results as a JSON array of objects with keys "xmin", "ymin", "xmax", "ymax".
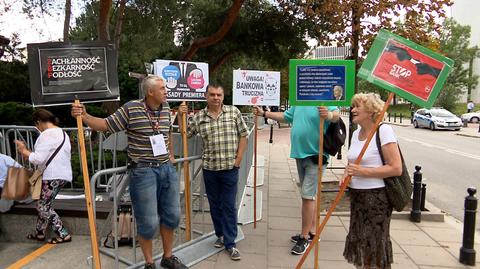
[
  {"xmin": 289, "ymin": 59, "xmax": 354, "ymax": 106},
  {"xmin": 296, "ymin": 65, "xmax": 346, "ymax": 101}
]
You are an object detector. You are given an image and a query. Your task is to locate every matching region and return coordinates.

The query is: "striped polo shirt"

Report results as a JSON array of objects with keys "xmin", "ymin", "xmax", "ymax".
[
  {"xmin": 105, "ymin": 99, "xmax": 171, "ymax": 164},
  {"xmin": 186, "ymin": 105, "xmax": 249, "ymax": 171}
]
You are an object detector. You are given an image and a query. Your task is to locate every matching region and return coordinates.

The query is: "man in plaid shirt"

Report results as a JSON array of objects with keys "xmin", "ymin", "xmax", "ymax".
[{"xmin": 179, "ymin": 84, "xmax": 248, "ymax": 261}]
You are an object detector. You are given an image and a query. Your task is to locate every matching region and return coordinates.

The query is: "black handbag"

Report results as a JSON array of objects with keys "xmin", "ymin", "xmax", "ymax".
[{"xmin": 375, "ymin": 124, "xmax": 412, "ymax": 212}]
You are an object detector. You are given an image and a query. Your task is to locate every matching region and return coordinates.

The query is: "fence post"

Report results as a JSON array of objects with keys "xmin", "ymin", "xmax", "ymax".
[
  {"xmin": 410, "ymin": 165, "xmax": 422, "ymax": 223},
  {"xmin": 460, "ymin": 187, "xmax": 477, "ymax": 266},
  {"xmin": 394, "ymin": 112, "xmax": 397, "ymax": 123},
  {"xmin": 400, "ymin": 114, "xmax": 403, "ymax": 124}
]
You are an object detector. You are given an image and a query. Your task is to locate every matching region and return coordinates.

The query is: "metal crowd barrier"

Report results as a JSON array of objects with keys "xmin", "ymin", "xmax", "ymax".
[{"xmin": 1, "ymin": 118, "xmax": 257, "ymax": 268}]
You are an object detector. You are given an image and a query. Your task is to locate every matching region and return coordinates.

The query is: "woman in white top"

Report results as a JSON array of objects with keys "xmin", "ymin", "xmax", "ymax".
[
  {"xmin": 343, "ymin": 93, "xmax": 402, "ymax": 269},
  {"xmin": 15, "ymin": 109, "xmax": 72, "ymax": 244}
]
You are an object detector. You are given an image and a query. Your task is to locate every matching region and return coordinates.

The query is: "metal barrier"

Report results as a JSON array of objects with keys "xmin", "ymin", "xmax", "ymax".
[
  {"xmin": 87, "ymin": 120, "xmax": 256, "ymax": 268},
  {"xmin": 1, "ymin": 118, "xmax": 257, "ymax": 268}
]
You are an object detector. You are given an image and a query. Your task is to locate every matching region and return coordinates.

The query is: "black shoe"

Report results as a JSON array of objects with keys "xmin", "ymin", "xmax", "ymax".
[
  {"xmin": 291, "ymin": 236, "xmax": 309, "ymax": 255},
  {"xmin": 214, "ymin": 237, "xmax": 224, "ymax": 248},
  {"xmin": 144, "ymin": 262, "xmax": 156, "ymax": 269},
  {"xmin": 160, "ymin": 255, "xmax": 187, "ymax": 269},
  {"xmin": 226, "ymin": 247, "xmax": 241, "ymax": 261},
  {"xmin": 290, "ymin": 232, "xmax": 315, "ymax": 243}
]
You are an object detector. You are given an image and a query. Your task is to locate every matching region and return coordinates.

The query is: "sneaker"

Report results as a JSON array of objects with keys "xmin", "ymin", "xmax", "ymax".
[
  {"xmin": 144, "ymin": 262, "xmax": 156, "ymax": 269},
  {"xmin": 291, "ymin": 236, "xmax": 309, "ymax": 255},
  {"xmin": 214, "ymin": 237, "xmax": 224, "ymax": 248},
  {"xmin": 226, "ymin": 247, "xmax": 241, "ymax": 261},
  {"xmin": 290, "ymin": 232, "xmax": 315, "ymax": 243},
  {"xmin": 160, "ymin": 255, "xmax": 187, "ymax": 269}
]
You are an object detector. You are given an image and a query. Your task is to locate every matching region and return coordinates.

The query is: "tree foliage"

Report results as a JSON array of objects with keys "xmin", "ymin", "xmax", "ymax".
[
  {"xmin": 435, "ymin": 19, "xmax": 479, "ymax": 110},
  {"xmin": 277, "ymin": 0, "xmax": 452, "ymax": 59}
]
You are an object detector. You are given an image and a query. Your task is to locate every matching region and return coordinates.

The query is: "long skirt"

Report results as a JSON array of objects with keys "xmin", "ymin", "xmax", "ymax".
[{"xmin": 343, "ymin": 187, "xmax": 393, "ymax": 269}]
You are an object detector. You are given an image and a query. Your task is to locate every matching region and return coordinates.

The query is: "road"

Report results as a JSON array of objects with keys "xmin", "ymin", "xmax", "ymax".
[{"xmin": 392, "ymin": 125, "xmax": 480, "ymax": 226}]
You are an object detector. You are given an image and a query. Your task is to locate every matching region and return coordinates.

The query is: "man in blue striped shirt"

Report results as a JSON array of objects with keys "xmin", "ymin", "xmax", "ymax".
[{"xmin": 72, "ymin": 75, "xmax": 186, "ymax": 269}]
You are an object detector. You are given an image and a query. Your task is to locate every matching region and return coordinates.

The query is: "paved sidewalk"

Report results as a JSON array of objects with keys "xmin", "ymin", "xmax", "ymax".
[{"xmin": 191, "ymin": 127, "xmax": 480, "ymax": 269}]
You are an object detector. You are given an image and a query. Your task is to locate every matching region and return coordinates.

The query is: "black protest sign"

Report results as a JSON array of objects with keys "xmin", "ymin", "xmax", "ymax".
[{"xmin": 27, "ymin": 42, "xmax": 119, "ymax": 107}]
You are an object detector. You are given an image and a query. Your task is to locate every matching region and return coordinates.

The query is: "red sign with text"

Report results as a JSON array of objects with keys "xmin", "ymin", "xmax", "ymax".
[{"xmin": 372, "ymin": 40, "xmax": 445, "ymax": 101}]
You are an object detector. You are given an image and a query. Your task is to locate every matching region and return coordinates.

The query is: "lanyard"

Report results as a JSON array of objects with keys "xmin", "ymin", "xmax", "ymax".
[{"xmin": 144, "ymin": 101, "xmax": 162, "ymax": 134}]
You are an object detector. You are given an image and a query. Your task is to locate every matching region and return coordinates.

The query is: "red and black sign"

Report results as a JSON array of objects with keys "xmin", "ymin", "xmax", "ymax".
[{"xmin": 372, "ymin": 40, "xmax": 445, "ymax": 101}]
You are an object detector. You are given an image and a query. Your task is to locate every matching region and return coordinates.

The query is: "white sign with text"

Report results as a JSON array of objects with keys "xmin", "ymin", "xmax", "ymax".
[{"xmin": 232, "ymin": 70, "xmax": 280, "ymax": 106}]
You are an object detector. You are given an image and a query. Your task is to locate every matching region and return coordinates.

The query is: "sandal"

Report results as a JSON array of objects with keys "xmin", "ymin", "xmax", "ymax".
[
  {"xmin": 27, "ymin": 233, "xmax": 45, "ymax": 242},
  {"xmin": 48, "ymin": 234, "xmax": 72, "ymax": 244}
]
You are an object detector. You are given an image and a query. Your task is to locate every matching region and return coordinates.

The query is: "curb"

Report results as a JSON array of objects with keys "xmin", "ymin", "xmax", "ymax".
[{"xmin": 455, "ymin": 133, "xmax": 480, "ymax": 139}]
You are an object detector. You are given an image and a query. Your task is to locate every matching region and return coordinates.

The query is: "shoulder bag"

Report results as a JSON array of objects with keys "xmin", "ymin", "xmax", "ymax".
[
  {"xmin": 29, "ymin": 131, "xmax": 66, "ymax": 200},
  {"xmin": 375, "ymin": 124, "xmax": 412, "ymax": 212}
]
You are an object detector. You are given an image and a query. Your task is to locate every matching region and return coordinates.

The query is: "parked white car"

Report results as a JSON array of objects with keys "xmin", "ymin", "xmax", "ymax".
[{"xmin": 461, "ymin": 111, "xmax": 480, "ymax": 123}]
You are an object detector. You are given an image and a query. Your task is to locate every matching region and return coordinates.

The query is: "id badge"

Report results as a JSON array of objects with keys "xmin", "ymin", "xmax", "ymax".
[{"xmin": 149, "ymin": 134, "xmax": 167, "ymax": 156}]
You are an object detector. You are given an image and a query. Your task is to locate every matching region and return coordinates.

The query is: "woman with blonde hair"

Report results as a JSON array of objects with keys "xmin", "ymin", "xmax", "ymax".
[{"xmin": 343, "ymin": 93, "xmax": 402, "ymax": 269}]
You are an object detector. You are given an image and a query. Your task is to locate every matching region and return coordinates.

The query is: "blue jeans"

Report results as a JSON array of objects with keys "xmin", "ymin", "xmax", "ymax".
[
  {"xmin": 129, "ymin": 162, "xmax": 180, "ymax": 239},
  {"xmin": 203, "ymin": 167, "xmax": 239, "ymax": 249}
]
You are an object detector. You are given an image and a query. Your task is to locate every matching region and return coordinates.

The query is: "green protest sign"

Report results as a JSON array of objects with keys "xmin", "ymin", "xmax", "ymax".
[
  {"xmin": 358, "ymin": 29, "xmax": 454, "ymax": 108},
  {"xmin": 289, "ymin": 59, "xmax": 355, "ymax": 106}
]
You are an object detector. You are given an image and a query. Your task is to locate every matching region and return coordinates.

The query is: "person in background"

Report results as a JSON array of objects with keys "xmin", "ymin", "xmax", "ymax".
[
  {"xmin": 467, "ymin": 100, "xmax": 475, "ymax": 113},
  {"xmin": 255, "ymin": 104, "xmax": 339, "ymax": 255},
  {"xmin": 15, "ymin": 109, "xmax": 72, "ymax": 244},
  {"xmin": 0, "ymin": 153, "xmax": 21, "ymax": 213},
  {"xmin": 178, "ymin": 84, "xmax": 248, "ymax": 261},
  {"xmin": 342, "ymin": 93, "xmax": 402, "ymax": 269},
  {"xmin": 71, "ymin": 75, "xmax": 187, "ymax": 269}
]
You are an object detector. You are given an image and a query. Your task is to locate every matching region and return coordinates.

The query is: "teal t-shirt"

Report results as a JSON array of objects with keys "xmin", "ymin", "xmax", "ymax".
[{"xmin": 284, "ymin": 106, "xmax": 339, "ymax": 159}]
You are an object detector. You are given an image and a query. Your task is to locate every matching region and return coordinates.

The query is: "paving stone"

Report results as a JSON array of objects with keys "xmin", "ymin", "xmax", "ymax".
[
  {"xmin": 420, "ymin": 226, "xmax": 463, "ymax": 243},
  {"xmin": 268, "ymin": 206, "xmax": 300, "ymax": 218},
  {"xmin": 268, "ymin": 216, "xmax": 301, "ymax": 231},
  {"xmin": 402, "ymin": 245, "xmax": 463, "ymax": 267},
  {"xmin": 391, "ymin": 229, "xmax": 438, "ymax": 246},
  {"xmin": 268, "ymin": 197, "xmax": 300, "ymax": 208},
  {"xmin": 390, "ymin": 218, "xmax": 422, "ymax": 231},
  {"xmin": 236, "ymin": 234, "xmax": 267, "ymax": 255},
  {"xmin": 214, "ymin": 251, "xmax": 266, "ymax": 269}
]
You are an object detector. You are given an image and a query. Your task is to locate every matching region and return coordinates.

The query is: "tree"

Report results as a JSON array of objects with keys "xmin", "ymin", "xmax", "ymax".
[
  {"xmin": 22, "ymin": 0, "xmax": 72, "ymax": 41},
  {"xmin": 277, "ymin": 0, "xmax": 452, "ymax": 77},
  {"xmin": 181, "ymin": 0, "xmax": 245, "ymax": 60},
  {"xmin": 435, "ymin": 19, "xmax": 479, "ymax": 110}
]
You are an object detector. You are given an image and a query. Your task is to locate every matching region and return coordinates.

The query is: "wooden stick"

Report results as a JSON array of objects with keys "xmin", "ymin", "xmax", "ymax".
[
  {"xmin": 314, "ymin": 118, "xmax": 325, "ymax": 269},
  {"xmin": 253, "ymin": 113, "xmax": 258, "ymax": 228},
  {"xmin": 74, "ymin": 99, "xmax": 101, "ymax": 269},
  {"xmin": 295, "ymin": 93, "xmax": 395, "ymax": 269},
  {"xmin": 181, "ymin": 101, "xmax": 191, "ymax": 241}
]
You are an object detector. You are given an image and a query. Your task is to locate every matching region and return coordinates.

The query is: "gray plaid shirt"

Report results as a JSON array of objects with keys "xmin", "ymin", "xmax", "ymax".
[{"xmin": 187, "ymin": 105, "xmax": 249, "ymax": 171}]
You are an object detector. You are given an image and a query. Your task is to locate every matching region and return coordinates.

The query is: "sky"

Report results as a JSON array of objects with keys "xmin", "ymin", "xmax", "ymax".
[{"xmin": 0, "ymin": 0, "xmax": 83, "ymax": 47}]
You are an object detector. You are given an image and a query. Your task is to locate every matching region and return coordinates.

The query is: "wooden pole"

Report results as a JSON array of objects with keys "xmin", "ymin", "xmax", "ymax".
[
  {"xmin": 74, "ymin": 99, "xmax": 101, "ymax": 269},
  {"xmin": 295, "ymin": 93, "xmax": 395, "ymax": 269},
  {"xmin": 181, "ymin": 101, "xmax": 192, "ymax": 241},
  {"xmin": 314, "ymin": 118, "xmax": 324, "ymax": 269},
  {"xmin": 253, "ymin": 113, "xmax": 258, "ymax": 228}
]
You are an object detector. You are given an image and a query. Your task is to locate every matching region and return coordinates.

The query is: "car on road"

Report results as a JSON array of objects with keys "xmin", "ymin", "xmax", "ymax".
[
  {"xmin": 413, "ymin": 108, "xmax": 462, "ymax": 131},
  {"xmin": 461, "ymin": 111, "xmax": 480, "ymax": 123}
]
